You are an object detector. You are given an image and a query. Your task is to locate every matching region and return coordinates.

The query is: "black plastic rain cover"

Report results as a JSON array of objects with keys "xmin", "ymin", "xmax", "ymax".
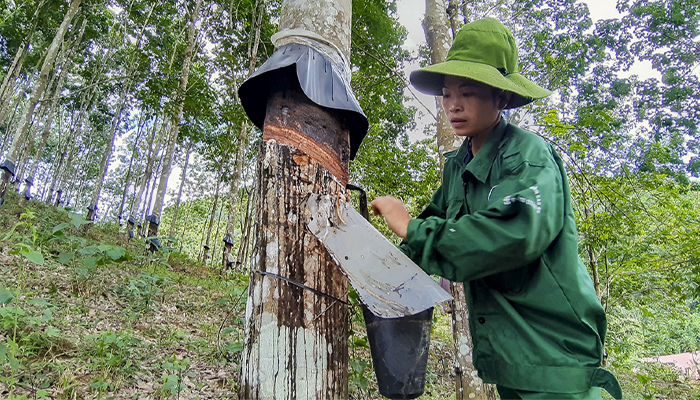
[{"xmin": 238, "ymin": 43, "xmax": 368, "ymax": 160}]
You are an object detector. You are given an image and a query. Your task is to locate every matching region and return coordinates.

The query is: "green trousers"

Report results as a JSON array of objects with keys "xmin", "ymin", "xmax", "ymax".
[{"xmin": 496, "ymin": 385, "xmax": 603, "ymax": 400}]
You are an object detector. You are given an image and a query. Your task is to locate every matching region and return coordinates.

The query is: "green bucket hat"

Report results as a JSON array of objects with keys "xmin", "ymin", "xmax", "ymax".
[{"xmin": 410, "ymin": 18, "xmax": 551, "ymax": 109}]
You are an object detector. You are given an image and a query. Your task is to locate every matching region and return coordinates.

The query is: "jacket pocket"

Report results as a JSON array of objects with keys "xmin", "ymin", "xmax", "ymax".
[{"xmin": 483, "ymin": 261, "xmax": 536, "ymax": 295}]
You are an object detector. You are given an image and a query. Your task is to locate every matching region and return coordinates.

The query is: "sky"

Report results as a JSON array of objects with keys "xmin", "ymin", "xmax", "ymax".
[
  {"xmin": 395, "ymin": 0, "xmax": 659, "ymax": 140},
  {"xmin": 157, "ymin": 0, "xmax": 670, "ymax": 212}
]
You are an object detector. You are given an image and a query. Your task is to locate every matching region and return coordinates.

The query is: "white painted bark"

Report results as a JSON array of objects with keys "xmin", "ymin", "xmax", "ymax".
[
  {"xmin": 240, "ymin": 142, "xmax": 348, "ymax": 400},
  {"xmin": 3, "ymin": 0, "xmax": 82, "ymax": 165},
  {"xmin": 240, "ymin": 1, "xmax": 354, "ymax": 398},
  {"xmin": 149, "ymin": 0, "xmax": 202, "ymax": 223}
]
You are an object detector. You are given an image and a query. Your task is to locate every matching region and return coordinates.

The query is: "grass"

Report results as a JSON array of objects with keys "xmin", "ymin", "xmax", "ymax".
[{"xmin": 1, "ymin": 192, "xmax": 699, "ymax": 399}]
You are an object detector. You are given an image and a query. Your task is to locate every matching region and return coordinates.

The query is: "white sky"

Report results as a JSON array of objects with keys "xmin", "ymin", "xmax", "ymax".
[
  {"xmin": 396, "ymin": 0, "xmax": 660, "ymax": 140},
  {"xmin": 155, "ymin": 1, "xmax": 674, "ymax": 212}
]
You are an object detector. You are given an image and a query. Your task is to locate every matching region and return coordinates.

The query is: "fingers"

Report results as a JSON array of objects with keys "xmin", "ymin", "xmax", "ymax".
[{"xmin": 370, "ymin": 196, "xmax": 398, "ymax": 216}]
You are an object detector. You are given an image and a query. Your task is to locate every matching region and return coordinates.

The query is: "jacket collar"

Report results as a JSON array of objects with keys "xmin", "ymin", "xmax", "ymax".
[{"xmin": 446, "ymin": 117, "xmax": 508, "ymax": 183}]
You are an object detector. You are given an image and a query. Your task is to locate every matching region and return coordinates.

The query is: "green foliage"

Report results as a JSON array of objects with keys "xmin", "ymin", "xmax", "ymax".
[
  {"xmin": 112, "ymin": 272, "xmax": 170, "ymax": 313},
  {"xmin": 158, "ymin": 355, "xmax": 191, "ymax": 399},
  {"xmin": 85, "ymin": 330, "xmax": 142, "ymax": 376}
]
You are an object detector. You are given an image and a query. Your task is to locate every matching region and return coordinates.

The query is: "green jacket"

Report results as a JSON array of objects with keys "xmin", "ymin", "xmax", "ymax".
[{"xmin": 401, "ymin": 119, "xmax": 622, "ymax": 398}]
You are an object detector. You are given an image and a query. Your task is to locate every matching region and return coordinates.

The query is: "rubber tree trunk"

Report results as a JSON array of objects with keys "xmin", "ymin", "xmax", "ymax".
[
  {"xmin": 446, "ymin": 0, "xmax": 462, "ymax": 38},
  {"xmin": 86, "ymin": 4, "xmax": 155, "ymax": 220},
  {"xmin": 0, "ymin": 45, "xmax": 29, "ymax": 128},
  {"xmin": 223, "ymin": 122, "xmax": 249, "ymax": 268},
  {"xmin": 0, "ymin": 0, "xmax": 82, "ymax": 205},
  {"xmin": 168, "ymin": 141, "xmax": 192, "ymax": 237},
  {"xmin": 202, "ymin": 160, "xmax": 225, "ymax": 267},
  {"xmin": 236, "ymin": 185, "xmax": 255, "ymax": 270},
  {"xmin": 130, "ymin": 115, "xmax": 163, "ymax": 222},
  {"xmin": 26, "ymin": 14, "xmax": 87, "ymax": 191},
  {"xmin": 0, "ymin": 0, "xmax": 46, "ymax": 109},
  {"xmin": 148, "ymin": 0, "xmax": 202, "ymax": 235},
  {"xmin": 116, "ymin": 116, "xmax": 146, "ymax": 224},
  {"xmin": 86, "ymin": 89, "xmax": 126, "ymax": 221},
  {"xmin": 239, "ymin": 1, "xmax": 354, "ymax": 398},
  {"xmin": 222, "ymin": 0, "xmax": 265, "ymax": 269}
]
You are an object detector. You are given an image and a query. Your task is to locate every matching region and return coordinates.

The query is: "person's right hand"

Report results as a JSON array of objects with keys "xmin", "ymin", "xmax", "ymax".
[{"xmin": 370, "ymin": 196, "xmax": 411, "ymax": 239}]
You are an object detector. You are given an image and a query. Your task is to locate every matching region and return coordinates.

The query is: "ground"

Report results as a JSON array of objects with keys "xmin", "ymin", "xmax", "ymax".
[{"xmin": 1, "ymin": 194, "xmax": 699, "ymax": 399}]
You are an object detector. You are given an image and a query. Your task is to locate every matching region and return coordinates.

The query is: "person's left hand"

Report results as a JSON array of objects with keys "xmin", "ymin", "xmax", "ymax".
[{"xmin": 370, "ymin": 196, "xmax": 411, "ymax": 239}]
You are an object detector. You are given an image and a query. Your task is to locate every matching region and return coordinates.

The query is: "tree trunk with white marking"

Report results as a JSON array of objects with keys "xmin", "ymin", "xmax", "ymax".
[{"xmin": 239, "ymin": 1, "xmax": 354, "ymax": 398}]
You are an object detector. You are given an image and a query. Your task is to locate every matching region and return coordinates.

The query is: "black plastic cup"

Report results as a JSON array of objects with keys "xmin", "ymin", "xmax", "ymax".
[{"xmin": 362, "ymin": 306, "xmax": 434, "ymax": 399}]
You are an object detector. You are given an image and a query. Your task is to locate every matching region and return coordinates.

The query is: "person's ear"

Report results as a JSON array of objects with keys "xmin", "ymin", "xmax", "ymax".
[{"xmin": 498, "ymin": 92, "xmax": 512, "ymax": 110}]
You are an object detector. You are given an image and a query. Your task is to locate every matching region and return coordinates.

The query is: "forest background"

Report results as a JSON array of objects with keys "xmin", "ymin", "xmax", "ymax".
[{"xmin": 1, "ymin": 0, "xmax": 700, "ymax": 398}]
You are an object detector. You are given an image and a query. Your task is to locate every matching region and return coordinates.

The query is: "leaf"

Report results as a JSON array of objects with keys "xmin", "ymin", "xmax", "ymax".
[
  {"xmin": 52, "ymin": 223, "xmax": 71, "ymax": 234},
  {"xmin": 226, "ymin": 341, "xmax": 243, "ymax": 354},
  {"xmin": 0, "ymin": 288, "xmax": 14, "ymax": 304},
  {"xmin": 21, "ymin": 249, "xmax": 44, "ymax": 266},
  {"xmin": 44, "ymin": 326, "xmax": 60, "ymax": 338},
  {"xmin": 637, "ymin": 373, "xmax": 651, "ymax": 385},
  {"xmin": 106, "ymin": 246, "xmax": 126, "ymax": 260},
  {"xmin": 28, "ymin": 298, "xmax": 52, "ymax": 307},
  {"xmin": 98, "ymin": 244, "xmax": 112, "ymax": 252},
  {"xmin": 79, "ymin": 245, "xmax": 98, "ymax": 256},
  {"xmin": 83, "ymin": 256, "xmax": 100, "ymax": 268},
  {"xmin": 222, "ymin": 327, "xmax": 236, "ymax": 335},
  {"xmin": 359, "ymin": 377, "xmax": 368, "ymax": 391},
  {"xmin": 216, "ymin": 298, "xmax": 229, "ymax": 305},
  {"xmin": 57, "ymin": 252, "xmax": 74, "ymax": 265},
  {"xmin": 69, "ymin": 212, "xmax": 92, "ymax": 228}
]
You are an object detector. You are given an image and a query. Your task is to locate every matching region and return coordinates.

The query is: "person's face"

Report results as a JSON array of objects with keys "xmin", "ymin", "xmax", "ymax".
[{"xmin": 442, "ymin": 75, "xmax": 504, "ymax": 137}]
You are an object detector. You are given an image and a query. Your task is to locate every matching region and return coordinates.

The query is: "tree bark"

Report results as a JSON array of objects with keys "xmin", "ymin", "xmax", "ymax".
[
  {"xmin": 202, "ymin": 160, "xmax": 224, "ymax": 267},
  {"xmin": 0, "ymin": 45, "xmax": 29, "ymax": 128},
  {"xmin": 168, "ymin": 141, "xmax": 192, "ymax": 237},
  {"xmin": 446, "ymin": 0, "xmax": 461, "ymax": 38},
  {"xmin": 148, "ymin": 0, "xmax": 202, "ymax": 232},
  {"xmin": 239, "ymin": 1, "xmax": 356, "ymax": 397},
  {"xmin": 223, "ymin": 0, "xmax": 265, "ymax": 267},
  {"xmin": 423, "ymin": 0, "xmax": 459, "ymax": 166},
  {"xmin": 0, "ymin": 0, "xmax": 82, "ymax": 204},
  {"xmin": 130, "ymin": 115, "xmax": 163, "ymax": 221},
  {"xmin": 223, "ymin": 123, "xmax": 249, "ymax": 268},
  {"xmin": 236, "ymin": 185, "xmax": 255, "ymax": 271},
  {"xmin": 117, "ymin": 116, "xmax": 146, "ymax": 223},
  {"xmin": 240, "ymin": 139, "xmax": 349, "ymax": 400}
]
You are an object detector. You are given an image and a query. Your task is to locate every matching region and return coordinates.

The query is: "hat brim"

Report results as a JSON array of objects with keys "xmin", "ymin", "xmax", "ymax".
[{"xmin": 410, "ymin": 60, "xmax": 551, "ymax": 109}]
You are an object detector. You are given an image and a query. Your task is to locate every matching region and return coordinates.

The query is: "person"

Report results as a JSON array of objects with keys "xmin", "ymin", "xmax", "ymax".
[{"xmin": 370, "ymin": 18, "xmax": 622, "ymax": 400}]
